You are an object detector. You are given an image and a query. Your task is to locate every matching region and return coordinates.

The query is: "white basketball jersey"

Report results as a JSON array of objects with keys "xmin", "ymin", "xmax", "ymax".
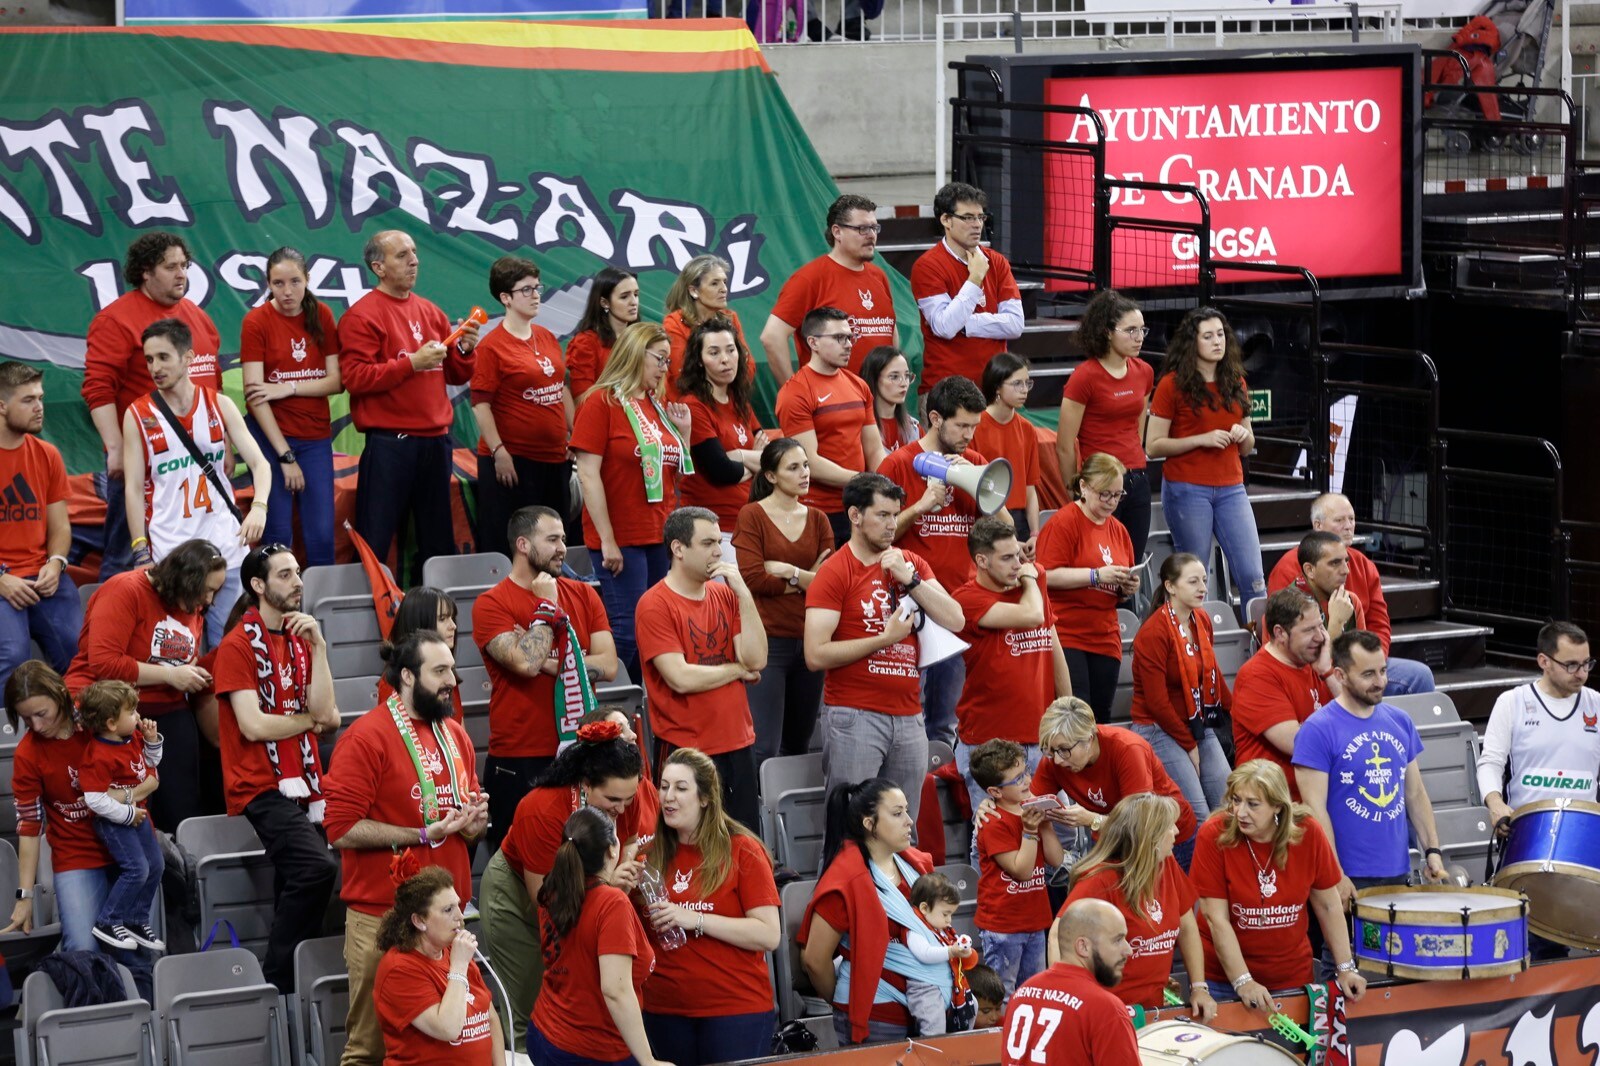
[
  {"xmin": 1501, "ymin": 683, "xmax": 1600, "ymax": 808},
  {"xmin": 131, "ymin": 386, "xmax": 247, "ymax": 567}
]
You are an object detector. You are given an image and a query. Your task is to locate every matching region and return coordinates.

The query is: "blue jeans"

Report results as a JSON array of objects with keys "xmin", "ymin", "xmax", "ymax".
[
  {"xmin": 528, "ymin": 1020, "xmax": 639, "ymax": 1066},
  {"xmin": 248, "ymin": 422, "xmax": 336, "ymax": 567},
  {"xmin": 1161, "ymin": 480, "xmax": 1266, "ymax": 610},
  {"xmin": 93, "ymin": 470, "xmax": 135, "ymax": 580},
  {"xmin": 642, "ymin": 1009, "xmax": 774, "ymax": 1066},
  {"xmin": 54, "ymin": 865, "xmax": 155, "ymax": 998},
  {"xmin": 921, "ymin": 654, "xmax": 965, "ymax": 748},
  {"xmin": 1131, "ymin": 722, "xmax": 1229, "ymax": 827},
  {"xmin": 980, "ymin": 927, "xmax": 1048, "ymax": 995},
  {"xmin": 0, "ymin": 573, "xmax": 81, "ymax": 693},
  {"xmin": 1386, "ymin": 657, "xmax": 1435, "ymax": 695},
  {"xmin": 589, "ymin": 544, "xmax": 670, "ymax": 684},
  {"xmin": 91, "ymin": 819, "xmax": 164, "ymax": 929},
  {"xmin": 205, "ymin": 566, "xmax": 243, "ymax": 650}
]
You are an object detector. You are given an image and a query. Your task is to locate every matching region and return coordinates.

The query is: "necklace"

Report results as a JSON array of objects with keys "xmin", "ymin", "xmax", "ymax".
[{"xmin": 1243, "ymin": 837, "xmax": 1278, "ymax": 899}]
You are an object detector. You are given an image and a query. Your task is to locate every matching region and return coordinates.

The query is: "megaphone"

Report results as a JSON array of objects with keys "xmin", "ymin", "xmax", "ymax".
[{"xmin": 912, "ymin": 452, "xmax": 1013, "ymax": 516}]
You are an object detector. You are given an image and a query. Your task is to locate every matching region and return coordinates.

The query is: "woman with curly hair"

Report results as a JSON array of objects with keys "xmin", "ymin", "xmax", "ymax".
[
  {"xmin": 675, "ymin": 316, "xmax": 766, "ymax": 558},
  {"xmin": 1146, "ymin": 307, "xmax": 1264, "ymax": 610}
]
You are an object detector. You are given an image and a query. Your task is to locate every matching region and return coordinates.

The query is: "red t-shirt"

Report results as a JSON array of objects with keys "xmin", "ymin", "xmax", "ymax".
[
  {"xmin": 1065, "ymin": 857, "xmax": 1196, "ymax": 1009},
  {"xmin": 975, "ymin": 808, "xmax": 1052, "ymax": 934},
  {"xmin": 12, "ymin": 730, "xmax": 111, "ymax": 873},
  {"xmin": 374, "ymin": 950, "xmax": 495, "ymax": 1066},
  {"xmin": 338, "ymin": 289, "xmax": 474, "ymax": 436},
  {"xmin": 1150, "ymin": 375, "xmax": 1249, "ymax": 487},
  {"xmin": 472, "ymin": 576, "xmax": 609, "ymax": 758},
  {"xmin": 972, "ymin": 409, "xmax": 1040, "ymax": 511},
  {"xmin": 662, "ymin": 308, "xmax": 749, "ymax": 400},
  {"xmin": 82, "ymin": 290, "xmax": 221, "ymax": 415},
  {"xmin": 0, "ymin": 435, "xmax": 68, "ymax": 578},
  {"xmin": 878, "ymin": 442, "xmax": 986, "ymax": 587},
  {"xmin": 63, "ymin": 571, "xmax": 203, "ymax": 712},
  {"xmin": 238, "ymin": 300, "xmax": 338, "ymax": 439},
  {"xmin": 565, "ymin": 329, "xmax": 611, "ymax": 400},
  {"xmin": 1130, "ymin": 608, "xmax": 1233, "ymax": 752},
  {"xmin": 768, "ymin": 254, "xmax": 897, "ymax": 375},
  {"xmin": 213, "ymin": 622, "xmax": 318, "ymax": 816},
  {"xmin": 1030, "ymin": 726, "xmax": 1196, "ymax": 843},
  {"xmin": 470, "ymin": 322, "xmax": 567, "ymax": 463},
  {"xmin": 636, "ymin": 580, "xmax": 753, "ymax": 755},
  {"xmin": 570, "ymin": 391, "xmax": 683, "ymax": 550},
  {"xmin": 1230, "ymin": 648, "xmax": 1331, "ymax": 800},
  {"xmin": 878, "ymin": 415, "xmax": 916, "ymax": 455},
  {"xmin": 678, "ymin": 393, "xmax": 762, "ymax": 530},
  {"xmin": 532, "ymin": 885, "xmax": 655, "ymax": 1061},
  {"xmin": 321, "ymin": 706, "xmax": 479, "ymax": 916},
  {"xmin": 79, "ymin": 734, "xmax": 153, "ymax": 796},
  {"xmin": 1268, "ymin": 546, "xmax": 1392, "ymax": 650},
  {"xmin": 1189, "ymin": 813, "xmax": 1341, "ymax": 990},
  {"xmin": 1036, "ymin": 504, "xmax": 1133, "ymax": 659},
  {"xmin": 953, "ymin": 581, "xmax": 1056, "ymax": 744},
  {"xmin": 642, "ymin": 835, "xmax": 780, "ymax": 1016},
  {"xmin": 910, "ymin": 243, "xmax": 1022, "ymax": 390},
  {"xmin": 774, "ymin": 365, "xmax": 873, "ymax": 514},
  {"xmin": 1061, "ymin": 357, "xmax": 1154, "ymax": 472},
  {"xmin": 499, "ymin": 784, "xmax": 650, "ymax": 881},
  {"xmin": 1002, "ymin": 964, "xmax": 1141, "ymax": 1066},
  {"xmin": 806, "ymin": 547, "xmax": 935, "ymax": 716}
]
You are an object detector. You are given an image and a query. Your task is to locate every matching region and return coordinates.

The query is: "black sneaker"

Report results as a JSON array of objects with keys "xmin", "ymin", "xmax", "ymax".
[
  {"xmin": 93, "ymin": 922, "xmax": 137, "ymax": 950},
  {"xmin": 123, "ymin": 922, "xmax": 165, "ymax": 951}
]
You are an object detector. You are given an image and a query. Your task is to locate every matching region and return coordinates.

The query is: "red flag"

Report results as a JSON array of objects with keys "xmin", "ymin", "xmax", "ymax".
[
  {"xmin": 635, "ymin": 714, "xmax": 652, "ymax": 782},
  {"xmin": 345, "ymin": 521, "xmax": 402, "ymax": 641}
]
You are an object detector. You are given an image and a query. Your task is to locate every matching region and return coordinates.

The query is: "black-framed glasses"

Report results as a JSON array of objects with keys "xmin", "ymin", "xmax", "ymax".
[
  {"xmin": 1551, "ymin": 657, "xmax": 1598, "ymax": 674},
  {"xmin": 835, "ymin": 222, "xmax": 882, "ymax": 236},
  {"xmin": 1093, "ymin": 489, "xmax": 1127, "ymax": 504},
  {"xmin": 816, "ymin": 332, "xmax": 856, "ymax": 345},
  {"xmin": 1045, "ymin": 738, "xmax": 1088, "ymax": 760},
  {"xmin": 511, "ymin": 284, "xmax": 543, "ymax": 298},
  {"xmin": 949, "ymin": 212, "xmax": 990, "ymax": 224}
]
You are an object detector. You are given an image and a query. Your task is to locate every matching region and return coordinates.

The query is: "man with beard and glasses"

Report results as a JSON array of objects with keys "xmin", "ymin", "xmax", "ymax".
[
  {"xmin": 0, "ymin": 362, "xmax": 79, "ymax": 693},
  {"xmin": 324, "ymin": 630, "xmax": 489, "ymax": 1066},
  {"xmin": 474, "ymin": 504, "xmax": 617, "ymax": 851},
  {"xmin": 1004, "ymin": 899, "xmax": 1139, "ymax": 1066},
  {"xmin": 212, "ymin": 543, "xmax": 341, "ymax": 993}
]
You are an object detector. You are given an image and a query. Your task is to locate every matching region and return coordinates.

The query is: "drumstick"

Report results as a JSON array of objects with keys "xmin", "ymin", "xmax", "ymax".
[{"xmin": 1268, "ymin": 1013, "xmax": 1317, "ymax": 1049}]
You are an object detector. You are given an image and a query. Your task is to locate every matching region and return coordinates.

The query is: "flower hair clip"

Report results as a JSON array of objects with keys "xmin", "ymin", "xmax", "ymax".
[{"xmin": 576, "ymin": 720, "xmax": 622, "ymax": 744}]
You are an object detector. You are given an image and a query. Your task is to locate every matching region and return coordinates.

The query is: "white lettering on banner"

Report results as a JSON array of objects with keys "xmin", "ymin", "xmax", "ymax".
[
  {"xmin": 1062, "ymin": 96, "xmax": 1383, "ymax": 145},
  {"xmin": 1157, "ymin": 155, "xmax": 1354, "ymax": 204}
]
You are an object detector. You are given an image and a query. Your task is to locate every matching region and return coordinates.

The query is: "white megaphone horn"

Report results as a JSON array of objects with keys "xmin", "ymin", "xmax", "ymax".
[{"xmin": 912, "ymin": 452, "xmax": 1013, "ymax": 516}]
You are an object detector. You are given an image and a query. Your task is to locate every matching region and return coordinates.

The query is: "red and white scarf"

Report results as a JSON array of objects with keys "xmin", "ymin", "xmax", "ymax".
[
  {"xmin": 242, "ymin": 607, "xmax": 325, "ymax": 823},
  {"xmin": 1166, "ymin": 603, "xmax": 1222, "ymax": 724}
]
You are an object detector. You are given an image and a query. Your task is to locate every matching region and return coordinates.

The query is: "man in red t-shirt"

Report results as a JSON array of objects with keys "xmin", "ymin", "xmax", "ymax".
[
  {"xmin": 475, "ymin": 504, "xmax": 616, "ymax": 851},
  {"xmin": 339, "ymin": 230, "xmax": 480, "ymax": 586},
  {"xmin": 82, "ymin": 233, "xmax": 221, "ymax": 579},
  {"xmin": 636, "ymin": 507, "xmax": 766, "ymax": 831},
  {"xmin": 911, "ymin": 182, "xmax": 1023, "ymax": 393},
  {"xmin": 775, "ymin": 306, "xmax": 886, "ymax": 546},
  {"xmin": 1231, "ymin": 588, "xmax": 1339, "ymax": 799},
  {"xmin": 1002, "ymin": 899, "xmax": 1140, "ymax": 1066},
  {"xmin": 951, "ymin": 515, "xmax": 1071, "ymax": 814},
  {"xmin": 212, "ymin": 545, "xmax": 341, "ymax": 993},
  {"xmin": 761, "ymin": 194, "xmax": 898, "ymax": 382},
  {"xmin": 0, "ymin": 363, "xmax": 78, "ymax": 692},
  {"xmin": 323, "ymin": 630, "xmax": 488, "ymax": 1066},
  {"xmin": 804, "ymin": 472, "xmax": 965, "ymax": 828}
]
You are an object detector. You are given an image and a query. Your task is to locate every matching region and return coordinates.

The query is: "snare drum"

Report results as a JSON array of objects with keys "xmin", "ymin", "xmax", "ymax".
[
  {"xmin": 1137, "ymin": 1021, "xmax": 1302, "ymax": 1066},
  {"xmin": 1352, "ymin": 885, "xmax": 1528, "ymax": 980},
  {"xmin": 1493, "ymin": 797, "xmax": 1600, "ymax": 948}
]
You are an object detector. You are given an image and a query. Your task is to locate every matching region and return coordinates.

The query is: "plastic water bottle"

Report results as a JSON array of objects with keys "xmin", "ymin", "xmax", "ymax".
[{"xmin": 636, "ymin": 866, "xmax": 687, "ymax": 951}]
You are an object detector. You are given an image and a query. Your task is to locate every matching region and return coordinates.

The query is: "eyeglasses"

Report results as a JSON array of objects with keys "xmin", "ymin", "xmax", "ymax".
[
  {"xmin": 949, "ymin": 212, "xmax": 990, "ymax": 224},
  {"xmin": 1118, "ymin": 326, "xmax": 1151, "ymax": 339},
  {"xmin": 1093, "ymin": 489, "xmax": 1127, "ymax": 504},
  {"xmin": 1006, "ymin": 378, "xmax": 1034, "ymax": 391},
  {"xmin": 1045, "ymin": 738, "xmax": 1088, "ymax": 760},
  {"xmin": 1551, "ymin": 657, "xmax": 1598, "ymax": 674},
  {"xmin": 884, "ymin": 372, "xmax": 912, "ymax": 384},
  {"xmin": 835, "ymin": 222, "xmax": 882, "ymax": 236},
  {"xmin": 511, "ymin": 285, "xmax": 543, "ymax": 298},
  {"xmin": 999, "ymin": 770, "xmax": 1029, "ymax": 789},
  {"xmin": 648, "ymin": 352, "xmax": 672, "ymax": 367},
  {"xmin": 816, "ymin": 332, "xmax": 856, "ymax": 346}
]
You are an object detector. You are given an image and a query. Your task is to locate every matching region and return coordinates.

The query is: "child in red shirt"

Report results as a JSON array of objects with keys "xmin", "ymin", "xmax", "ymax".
[
  {"xmin": 970, "ymin": 739, "xmax": 1060, "ymax": 995},
  {"xmin": 902, "ymin": 872, "xmax": 979, "ymax": 1036},
  {"xmin": 77, "ymin": 681, "xmax": 166, "ymax": 952}
]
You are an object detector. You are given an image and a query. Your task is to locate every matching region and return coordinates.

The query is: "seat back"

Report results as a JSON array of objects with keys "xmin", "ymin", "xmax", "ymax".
[
  {"xmin": 933, "ymin": 863, "xmax": 979, "ymax": 941},
  {"xmin": 775, "ymin": 878, "xmax": 820, "ymax": 1023},
  {"xmin": 759, "ymin": 754, "xmax": 823, "ymax": 863},
  {"xmin": 175, "ymin": 816, "xmax": 274, "ymax": 963},
  {"xmin": 292, "ymin": 937, "xmax": 348, "ymax": 1066},
  {"xmin": 304, "ymin": 563, "xmax": 393, "ymax": 681},
  {"xmin": 1414, "ymin": 722, "xmax": 1480, "ymax": 810},
  {"xmin": 1388, "ymin": 692, "xmax": 1462, "ymax": 727},
  {"xmin": 331, "ymin": 676, "xmax": 380, "ymax": 722},
  {"xmin": 422, "ymin": 553, "xmax": 514, "ymax": 671},
  {"xmin": 1417, "ymin": 804, "xmax": 1495, "ymax": 883},
  {"xmin": 0, "ymin": 731, "xmax": 21, "ymax": 844},
  {"xmin": 774, "ymin": 788, "xmax": 827, "ymax": 874},
  {"xmin": 21, "ymin": 966, "xmax": 152, "ymax": 1066},
  {"xmin": 0, "ymin": 836, "xmax": 62, "ymax": 973},
  {"xmin": 155, "ymin": 948, "xmax": 288, "ymax": 1066},
  {"xmin": 1202, "ymin": 601, "xmax": 1242, "ymax": 633}
]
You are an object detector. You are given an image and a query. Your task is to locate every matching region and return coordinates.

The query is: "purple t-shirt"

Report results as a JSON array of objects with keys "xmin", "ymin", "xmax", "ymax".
[{"xmin": 1291, "ymin": 701, "xmax": 1424, "ymax": 878}]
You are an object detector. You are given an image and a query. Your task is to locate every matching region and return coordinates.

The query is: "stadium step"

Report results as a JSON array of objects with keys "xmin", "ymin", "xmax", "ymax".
[
  {"xmin": 1389, "ymin": 619, "xmax": 1493, "ymax": 672},
  {"xmin": 1011, "ymin": 318, "xmax": 1081, "ymax": 367},
  {"xmin": 1380, "ymin": 577, "xmax": 1442, "ymax": 622},
  {"xmin": 1246, "ymin": 485, "xmax": 1320, "ymax": 533},
  {"xmin": 1432, "ymin": 665, "xmax": 1541, "ymax": 723}
]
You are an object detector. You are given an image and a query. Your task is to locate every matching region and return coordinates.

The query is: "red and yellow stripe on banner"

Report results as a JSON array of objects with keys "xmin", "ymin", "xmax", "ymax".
[{"xmin": 1, "ymin": 17, "xmax": 769, "ymax": 73}]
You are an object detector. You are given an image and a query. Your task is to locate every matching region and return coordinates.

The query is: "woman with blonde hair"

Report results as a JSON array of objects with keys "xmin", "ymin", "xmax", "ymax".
[
  {"xmin": 640, "ymin": 748, "xmax": 780, "ymax": 1064},
  {"xmin": 1060, "ymin": 792, "xmax": 1214, "ymax": 1021},
  {"xmin": 1036, "ymin": 452, "xmax": 1139, "ymax": 722},
  {"xmin": 1190, "ymin": 760, "xmax": 1365, "ymax": 1013},
  {"xmin": 662, "ymin": 254, "xmax": 749, "ymax": 396},
  {"xmin": 572, "ymin": 320, "xmax": 692, "ymax": 681}
]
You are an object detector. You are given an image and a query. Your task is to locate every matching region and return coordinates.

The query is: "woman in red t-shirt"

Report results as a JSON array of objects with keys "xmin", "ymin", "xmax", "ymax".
[
  {"xmin": 1056, "ymin": 290, "xmax": 1154, "ymax": 564},
  {"xmin": 1191, "ymin": 760, "xmax": 1366, "ymax": 1012},
  {"xmin": 1061, "ymin": 793, "xmax": 1214, "ymax": 1020},
  {"xmin": 1036, "ymin": 453, "xmax": 1139, "ymax": 722},
  {"xmin": 373, "ymin": 867, "xmax": 503, "ymax": 1066},
  {"xmin": 976, "ymin": 352, "xmax": 1042, "ymax": 549},
  {"xmin": 566, "ymin": 267, "xmax": 640, "ymax": 401},
  {"xmin": 860, "ymin": 346, "xmax": 919, "ymax": 455},
  {"xmin": 675, "ymin": 315, "xmax": 766, "ymax": 553},
  {"xmin": 532, "ymin": 806, "xmax": 667, "ymax": 1066},
  {"xmin": 471, "ymin": 256, "xmax": 575, "ymax": 559},
  {"xmin": 641, "ymin": 748, "xmax": 780, "ymax": 1063},
  {"xmin": 662, "ymin": 255, "xmax": 748, "ymax": 398},
  {"xmin": 1147, "ymin": 307, "xmax": 1264, "ymax": 611},
  {"xmin": 241, "ymin": 246, "xmax": 342, "ymax": 567},
  {"xmin": 573, "ymin": 321, "xmax": 692, "ymax": 683},
  {"xmin": 1131, "ymin": 553, "xmax": 1232, "ymax": 834}
]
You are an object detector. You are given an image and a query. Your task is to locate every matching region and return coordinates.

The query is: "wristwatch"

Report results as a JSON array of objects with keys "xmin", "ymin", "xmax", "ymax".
[
  {"xmin": 787, "ymin": 567, "xmax": 800, "ymax": 587},
  {"xmin": 15, "ymin": 888, "xmax": 31, "ymax": 900},
  {"xmin": 280, "ymin": 452, "xmax": 298, "ymax": 465}
]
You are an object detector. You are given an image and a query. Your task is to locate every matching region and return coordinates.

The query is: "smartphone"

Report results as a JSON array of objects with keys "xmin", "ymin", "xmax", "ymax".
[{"xmin": 1022, "ymin": 795, "xmax": 1063, "ymax": 814}]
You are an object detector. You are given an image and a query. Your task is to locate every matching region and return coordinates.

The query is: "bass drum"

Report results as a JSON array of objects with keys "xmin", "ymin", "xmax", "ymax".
[
  {"xmin": 1138, "ymin": 1020, "xmax": 1303, "ymax": 1066},
  {"xmin": 1493, "ymin": 797, "xmax": 1600, "ymax": 948}
]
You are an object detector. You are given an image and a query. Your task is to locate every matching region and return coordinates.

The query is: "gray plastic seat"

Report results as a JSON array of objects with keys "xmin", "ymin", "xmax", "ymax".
[
  {"xmin": 1413, "ymin": 804, "xmax": 1495, "ymax": 883},
  {"xmin": 0, "ymin": 837, "xmax": 61, "ymax": 973},
  {"xmin": 292, "ymin": 936, "xmax": 348, "ymax": 1066},
  {"xmin": 774, "ymin": 788, "xmax": 826, "ymax": 874},
  {"xmin": 154, "ymin": 947, "xmax": 289, "ymax": 1066},
  {"xmin": 17, "ymin": 964, "xmax": 152, "ymax": 1066},
  {"xmin": 1414, "ymin": 721, "xmax": 1480, "ymax": 810},
  {"xmin": 422, "ymin": 552, "xmax": 514, "ymax": 671},
  {"xmin": 303, "ymin": 563, "xmax": 392, "ymax": 681},
  {"xmin": 1388, "ymin": 691, "xmax": 1462, "ymax": 728},
  {"xmin": 774, "ymin": 878, "xmax": 824, "ymax": 1023},
  {"xmin": 759, "ymin": 754, "xmax": 823, "ymax": 849},
  {"xmin": 174, "ymin": 815, "xmax": 275, "ymax": 963},
  {"xmin": 331, "ymin": 676, "xmax": 380, "ymax": 722}
]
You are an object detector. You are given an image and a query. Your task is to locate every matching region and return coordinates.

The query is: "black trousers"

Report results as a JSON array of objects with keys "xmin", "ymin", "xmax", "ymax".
[
  {"xmin": 484, "ymin": 753, "xmax": 556, "ymax": 854},
  {"xmin": 475, "ymin": 454, "xmax": 572, "ymax": 559},
  {"xmin": 147, "ymin": 707, "xmax": 211, "ymax": 833},
  {"xmin": 654, "ymin": 740, "xmax": 761, "ymax": 835},
  {"xmin": 1062, "ymin": 647, "xmax": 1121, "ymax": 724},
  {"xmin": 1113, "ymin": 468, "xmax": 1153, "ymax": 566},
  {"xmin": 354, "ymin": 431, "xmax": 455, "ymax": 588},
  {"xmin": 242, "ymin": 790, "xmax": 340, "ymax": 993}
]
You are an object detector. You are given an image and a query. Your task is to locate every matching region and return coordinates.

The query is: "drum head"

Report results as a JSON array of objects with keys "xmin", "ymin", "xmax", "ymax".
[
  {"xmin": 1137, "ymin": 1022, "xmax": 1302, "ymax": 1066},
  {"xmin": 1496, "ymin": 866, "xmax": 1600, "ymax": 948}
]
